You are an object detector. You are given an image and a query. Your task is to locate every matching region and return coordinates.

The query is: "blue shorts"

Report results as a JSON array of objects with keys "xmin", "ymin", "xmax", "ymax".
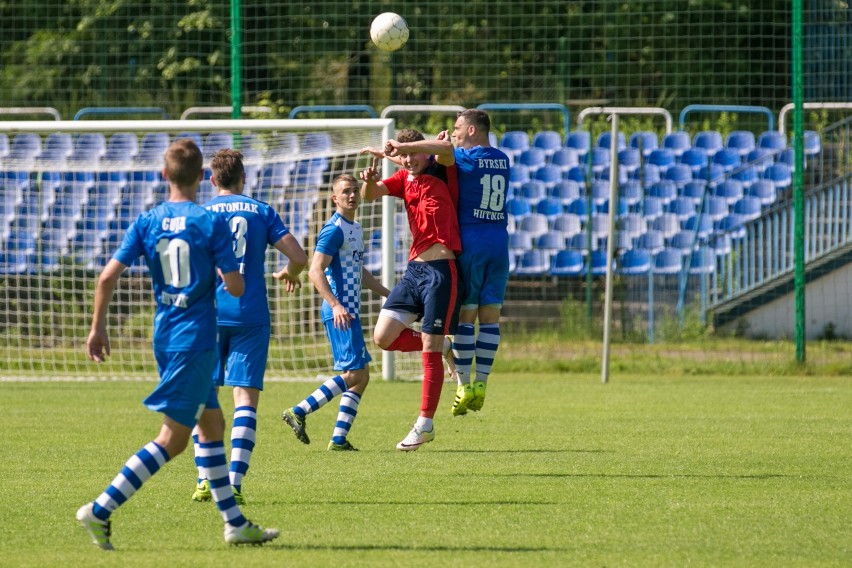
[
  {"xmin": 214, "ymin": 325, "xmax": 270, "ymax": 390},
  {"xmin": 146, "ymin": 349, "xmax": 219, "ymax": 428},
  {"xmin": 383, "ymin": 259, "xmax": 462, "ymax": 335},
  {"xmin": 324, "ymin": 317, "xmax": 372, "ymax": 371},
  {"xmin": 459, "ymin": 229, "xmax": 510, "ymax": 310}
]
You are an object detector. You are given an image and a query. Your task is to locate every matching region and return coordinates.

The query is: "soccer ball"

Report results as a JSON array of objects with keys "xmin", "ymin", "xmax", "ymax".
[{"xmin": 370, "ymin": 12, "xmax": 409, "ymax": 52}]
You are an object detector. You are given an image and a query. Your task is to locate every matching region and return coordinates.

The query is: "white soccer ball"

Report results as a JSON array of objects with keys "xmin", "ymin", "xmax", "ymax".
[{"xmin": 370, "ymin": 12, "xmax": 409, "ymax": 52}]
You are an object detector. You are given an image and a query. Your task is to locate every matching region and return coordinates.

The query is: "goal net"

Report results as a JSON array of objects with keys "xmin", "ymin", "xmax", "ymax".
[{"xmin": 0, "ymin": 118, "xmax": 424, "ymax": 381}]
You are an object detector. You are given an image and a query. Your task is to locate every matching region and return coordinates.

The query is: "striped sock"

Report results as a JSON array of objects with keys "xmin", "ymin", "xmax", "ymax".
[
  {"xmin": 453, "ymin": 323, "xmax": 476, "ymax": 385},
  {"xmin": 92, "ymin": 441, "xmax": 170, "ymax": 521},
  {"xmin": 331, "ymin": 391, "xmax": 361, "ymax": 445},
  {"xmin": 475, "ymin": 323, "xmax": 501, "ymax": 383},
  {"xmin": 192, "ymin": 427, "xmax": 203, "ymax": 483},
  {"xmin": 229, "ymin": 406, "xmax": 257, "ymax": 493},
  {"xmin": 197, "ymin": 440, "xmax": 246, "ymax": 528},
  {"xmin": 294, "ymin": 375, "xmax": 347, "ymax": 418}
]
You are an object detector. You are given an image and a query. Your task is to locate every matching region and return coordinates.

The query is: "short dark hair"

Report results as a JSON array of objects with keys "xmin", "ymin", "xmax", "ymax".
[
  {"xmin": 164, "ymin": 138, "xmax": 203, "ymax": 187},
  {"xmin": 457, "ymin": 109, "xmax": 491, "ymax": 133},
  {"xmin": 396, "ymin": 128, "xmax": 425, "ymax": 143},
  {"xmin": 211, "ymin": 149, "xmax": 245, "ymax": 190}
]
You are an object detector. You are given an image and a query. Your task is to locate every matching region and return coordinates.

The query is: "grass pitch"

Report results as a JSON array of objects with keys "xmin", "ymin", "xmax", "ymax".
[{"xmin": 2, "ymin": 371, "xmax": 850, "ymax": 567}]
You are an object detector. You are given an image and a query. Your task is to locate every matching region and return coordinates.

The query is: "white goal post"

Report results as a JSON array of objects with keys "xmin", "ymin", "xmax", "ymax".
[{"xmin": 0, "ymin": 118, "xmax": 422, "ymax": 381}]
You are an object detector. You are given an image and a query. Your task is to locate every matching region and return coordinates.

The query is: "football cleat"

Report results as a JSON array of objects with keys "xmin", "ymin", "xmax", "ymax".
[
  {"xmin": 282, "ymin": 408, "xmax": 310, "ymax": 444},
  {"xmin": 451, "ymin": 383, "xmax": 475, "ymax": 416},
  {"xmin": 224, "ymin": 521, "xmax": 280, "ymax": 545},
  {"xmin": 192, "ymin": 479, "xmax": 211, "ymax": 502},
  {"xmin": 76, "ymin": 503, "xmax": 113, "ymax": 551},
  {"xmin": 232, "ymin": 487, "xmax": 245, "ymax": 506},
  {"xmin": 396, "ymin": 425, "xmax": 435, "ymax": 451},
  {"xmin": 328, "ymin": 440, "xmax": 359, "ymax": 451},
  {"xmin": 468, "ymin": 381, "xmax": 487, "ymax": 411}
]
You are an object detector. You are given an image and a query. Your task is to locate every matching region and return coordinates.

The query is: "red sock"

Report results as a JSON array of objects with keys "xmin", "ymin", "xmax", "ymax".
[
  {"xmin": 420, "ymin": 351, "xmax": 444, "ymax": 418},
  {"xmin": 387, "ymin": 328, "xmax": 423, "ymax": 352}
]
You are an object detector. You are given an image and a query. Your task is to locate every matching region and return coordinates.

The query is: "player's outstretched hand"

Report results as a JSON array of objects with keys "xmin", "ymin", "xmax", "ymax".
[
  {"xmin": 86, "ymin": 329, "xmax": 110, "ymax": 363},
  {"xmin": 272, "ymin": 269, "xmax": 302, "ymax": 294},
  {"xmin": 359, "ymin": 156, "xmax": 382, "ymax": 183},
  {"xmin": 436, "ymin": 130, "xmax": 449, "ymax": 141}
]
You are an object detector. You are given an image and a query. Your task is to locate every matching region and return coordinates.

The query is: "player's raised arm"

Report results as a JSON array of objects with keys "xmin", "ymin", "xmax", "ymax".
[
  {"xmin": 359, "ymin": 155, "xmax": 389, "ymax": 201},
  {"xmin": 385, "ymin": 136, "xmax": 455, "ymax": 166}
]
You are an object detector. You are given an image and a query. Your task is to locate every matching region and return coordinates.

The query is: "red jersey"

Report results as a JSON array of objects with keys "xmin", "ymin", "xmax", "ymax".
[{"xmin": 383, "ymin": 168, "xmax": 462, "ymax": 260}]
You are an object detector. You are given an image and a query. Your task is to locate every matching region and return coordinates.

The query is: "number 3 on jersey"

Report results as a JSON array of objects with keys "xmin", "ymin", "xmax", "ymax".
[
  {"xmin": 478, "ymin": 174, "xmax": 507, "ymax": 211},
  {"xmin": 230, "ymin": 217, "xmax": 248, "ymax": 274}
]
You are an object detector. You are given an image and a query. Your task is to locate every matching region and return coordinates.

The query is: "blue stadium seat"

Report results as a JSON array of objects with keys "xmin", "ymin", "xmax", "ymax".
[
  {"xmin": 37, "ymin": 133, "xmax": 73, "ymax": 166},
  {"xmin": 5, "ymin": 133, "xmax": 42, "ymax": 168},
  {"xmin": 746, "ymin": 179, "xmax": 776, "ymax": 207},
  {"xmin": 732, "ymin": 165, "xmax": 759, "ymax": 188},
  {"xmin": 757, "ymin": 130, "xmax": 786, "ymax": 151},
  {"xmin": 566, "ymin": 197, "xmax": 589, "ymax": 218},
  {"xmin": 745, "ymin": 147, "xmax": 774, "ymax": 173},
  {"xmin": 598, "ymin": 164, "xmax": 627, "ymax": 185},
  {"xmin": 549, "ymin": 147, "xmax": 579, "ymax": 172},
  {"xmin": 302, "ymin": 131, "xmax": 332, "ymax": 156},
  {"xmin": 669, "ymin": 230, "xmax": 697, "ymax": 251},
  {"xmin": 620, "ymin": 181, "xmax": 642, "ymax": 208},
  {"xmin": 648, "ymin": 148, "xmax": 675, "ymax": 172},
  {"xmin": 763, "ymin": 163, "xmax": 792, "ymax": 191},
  {"xmin": 135, "ymin": 132, "xmax": 171, "ymax": 168},
  {"xmin": 679, "ymin": 147, "xmax": 708, "ymax": 173},
  {"xmin": 565, "ymin": 130, "xmax": 590, "ymax": 160},
  {"xmin": 710, "ymin": 232, "xmax": 732, "ymax": 256},
  {"xmin": 518, "ymin": 147, "xmax": 547, "ymax": 173},
  {"xmin": 651, "ymin": 212, "xmax": 680, "ymax": 239},
  {"xmin": 196, "ymin": 180, "xmax": 216, "ymax": 204},
  {"xmin": 550, "ymin": 213, "xmax": 582, "ymax": 238},
  {"xmin": 535, "ymin": 197, "xmax": 563, "ymax": 219},
  {"xmin": 73, "ymin": 133, "xmax": 107, "ymax": 160},
  {"xmin": 717, "ymin": 213, "xmax": 746, "ymax": 240},
  {"xmin": 499, "ymin": 131, "xmax": 530, "ymax": 160},
  {"xmin": 548, "ymin": 180, "xmax": 581, "ymax": 205},
  {"xmin": 509, "ymin": 230, "xmax": 533, "ymax": 255},
  {"xmin": 712, "ymin": 179, "xmax": 744, "ymax": 206},
  {"xmin": 662, "ymin": 131, "xmax": 691, "ymax": 158},
  {"xmin": 532, "ymin": 164, "xmax": 563, "ymax": 189},
  {"xmin": 777, "ymin": 148, "xmax": 799, "ymax": 171},
  {"xmin": 683, "ymin": 213, "xmax": 714, "ymax": 239},
  {"xmin": 732, "ymin": 196, "xmax": 762, "ymax": 221},
  {"xmin": 647, "ymin": 180, "xmax": 677, "ymax": 206},
  {"xmin": 629, "ymin": 163, "xmax": 661, "ymax": 186},
  {"xmin": 617, "ymin": 148, "xmax": 641, "ymax": 173},
  {"xmin": 589, "ymin": 213, "xmax": 610, "ymax": 241},
  {"xmin": 291, "ymin": 159, "xmax": 325, "ymax": 187},
  {"xmin": 637, "ymin": 229, "xmax": 665, "ymax": 255},
  {"xmin": 531, "ymin": 130, "xmax": 562, "ymax": 157},
  {"xmin": 653, "ymin": 247, "xmax": 683, "ymax": 275},
  {"xmin": 704, "ymin": 195, "xmax": 729, "ymax": 222},
  {"xmin": 618, "ymin": 213, "xmax": 646, "ymax": 240},
  {"xmin": 726, "ymin": 130, "xmax": 756, "ymax": 157},
  {"xmin": 175, "ymin": 131, "xmax": 203, "ymax": 148},
  {"xmin": 0, "ymin": 134, "xmax": 9, "ymax": 159},
  {"xmin": 517, "ymin": 213, "xmax": 549, "ymax": 239},
  {"xmin": 641, "ymin": 196, "xmax": 664, "ymax": 221},
  {"xmin": 693, "ymin": 130, "xmax": 723, "ymax": 157},
  {"xmin": 712, "ymin": 147, "xmax": 741, "ymax": 172},
  {"xmin": 600, "ymin": 197, "xmax": 630, "ymax": 218},
  {"xmin": 506, "ymin": 197, "xmax": 532, "ymax": 218},
  {"xmin": 519, "ymin": 180, "xmax": 547, "ymax": 205},
  {"xmin": 550, "ymin": 249, "xmax": 584, "ymax": 276},
  {"xmin": 514, "ymin": 249, "xmax": 550, "ymax": 276},
  {"xmin": 266, "ymin": 133, "xmax": 300, "ymax": 159},
  {"xmin": 589, "ymin": 180, "xmax": 610, "ymax": 210},
  {"xmin": 106, "ymin": 133, "xmax": 139, "ymax": 160},
  {"xmin": 629, "ymin": 131, "xmax": 659, "ymax": 157},
  {"xmin": 680, "ymin": 180, "xmax": 707, "ymax": 206},
  {"xmin": 568, "ymin": 232, "xmax": 593, "ymax": 252},
  {"xmin": 589, "ymin": 147, "xmax": 610, "ymax": 175},
  {"xmin": 203, "ymin": 132, "xmax": 234, "ymax": 159},
  {"xmin": 565, "ymin": 165, "xmax": 587, "ymax": 186},
  {"xmin": 664, "ymin": 163, "xmax": 692, "ymax": 188},
  {"xmin": 667, "ymin": 196, "xmax": 697, "ymax": 222},
  {"xmin": 620, "ymin": 248, "xmax": 651, "ymax": 275},
  {"xmin": 585, "ymin": 248, "xmax": 611, "ymax": 276},
  {"xmin": 804, "ymin": 130, "xmax": 821, "ymax": 156},
  {"xmin": 509, "ymin": 164, "xmax": 531, "ymax": 191},
  {"xmin": 697, "ymin": 163, "xmax": 726, "ymax": 187},
  {"xmin": 688, "ymin": 246, "xmax": 716, "ymax": 274},
  {"xmin": 261, "ymin": 161, "xmax": 296, "ymax": 191},
  {"xmin": 535, "ymin": 232, "xmax": 566, "ymax": 254},
  {"xmin": 596, "ymin": 131, "xmax": 626, "ymax": 152}
]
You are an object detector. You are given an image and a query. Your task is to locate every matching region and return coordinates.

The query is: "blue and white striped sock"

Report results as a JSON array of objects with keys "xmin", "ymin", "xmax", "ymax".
[
  {"xmin": 452, "ymin": 323, "xmax": 476, "ymax": 386},
  {"xmin": 474, "ymin": 323, "xmax": 501, "ymax": 383},
  {"xmin": 331, "ymin": 391, "xmax": 361, "ymax": 445},
  {"xmin": 192, "ymin": 427, "xmax": 203, "ymax": 483},
  {"xmin": 92, "ymin": 441, "xmax": 170, "ymax": 521},
  {"xmin": 229, "ymin": 406, "xmax": 256, "ymax": 493},
  {"xmin": 294, "ymin": 375, "xmax": 347, "ymax": 418},
  {"xmin": 197, "ymin": 440, "xmax": 246, "ymax": 528}
]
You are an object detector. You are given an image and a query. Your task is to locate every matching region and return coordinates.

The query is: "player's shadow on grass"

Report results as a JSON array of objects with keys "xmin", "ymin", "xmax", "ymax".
[
  {"xmin": 434, "ymin": 448, "xmax": 610, "ymax": 454},
  {"xmin": 487, "ymin": 472, "xmax": 794, "ymax": 479},
  {"xmin": 266, "ymin": 543, "xmax": 569, "ymax": 553}
]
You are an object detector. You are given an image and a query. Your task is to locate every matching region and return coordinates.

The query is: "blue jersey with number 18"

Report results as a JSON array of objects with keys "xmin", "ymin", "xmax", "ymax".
[
  {"xmin": 113, "ymin": 201, "xmax": 238, "ymax": 352},
  {"xmin": 453, "ymin": 145, "xmax": 511, "ymax": 232},
  {"xmin": 203, "ymin": 194, "xmax": 290, "ymax": 326}
]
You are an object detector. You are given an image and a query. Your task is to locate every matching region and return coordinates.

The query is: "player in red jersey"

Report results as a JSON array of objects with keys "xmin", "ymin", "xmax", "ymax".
[{"xmin": 360, "ymin": 128, "xmax": 462, "ymax": 451}]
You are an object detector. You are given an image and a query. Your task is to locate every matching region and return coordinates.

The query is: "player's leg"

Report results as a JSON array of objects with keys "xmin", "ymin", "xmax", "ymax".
[
  {"xmin": 373, "ymin": 273, "xmax": 423, "ymax": 352},
  {"xmin": 192, "ymin": 328, "xmax": 230, "ymax": 501},
  {"xmin": 451, "ymin": 251, "xmax": 483, "ymax": 415},
  {"xmin": 397, "ymin": 260, "xmax": 459, "ymax": 451},
  {"xmin": 327, "ymin": 319, "xmax": 371, "ymax": 451},
  {"xmin": 222, "ymin": 324, "xmax": 270, "ymax": 503}
]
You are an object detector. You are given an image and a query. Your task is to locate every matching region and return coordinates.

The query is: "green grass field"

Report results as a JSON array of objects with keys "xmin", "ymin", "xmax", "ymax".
[{"xmin": 3, "ymin": 368, "xmax": 850, "ymax": 567}]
